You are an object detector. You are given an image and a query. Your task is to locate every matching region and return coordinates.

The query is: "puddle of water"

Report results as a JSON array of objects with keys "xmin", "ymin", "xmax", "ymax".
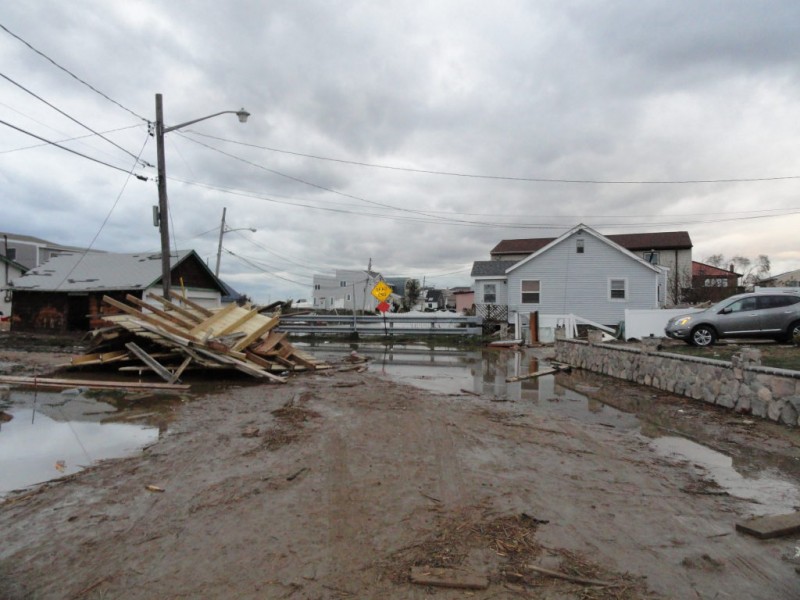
[
  {"xmin": 0, "ymin": 389, "xmax": 166, "ymax": 495},
  {"xmin": 651, "ymin": 436, "xmax": 800, "ymax": 515}
]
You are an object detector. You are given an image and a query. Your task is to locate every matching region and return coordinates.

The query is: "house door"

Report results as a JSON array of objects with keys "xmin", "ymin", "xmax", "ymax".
[{"xmin": 67, "ymin": 294, "xmax": 90, "ymax": 331}]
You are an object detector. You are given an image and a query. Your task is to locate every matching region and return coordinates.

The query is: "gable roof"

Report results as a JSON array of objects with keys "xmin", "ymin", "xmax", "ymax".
[
  {"xmin": 491, "ymin": 230, "xmax": 692, "ymax": 256},
  {"xmin": 0, "ymin": 231, "xmax": 100, "ymax": 253},
  {"xmin": 692, "ymin": 261, "xmax": 740, "ymax": 278},
  {"xmin": 507, "ymin": 224, "xmax": 662, "ymax": 274},
  {"xmin": 10, "ymin": 250, "xmax": 221, "ymax": 292},
  {"xmin": 471, "ymin": 261, "xmax": 517, "ymax": 278}
]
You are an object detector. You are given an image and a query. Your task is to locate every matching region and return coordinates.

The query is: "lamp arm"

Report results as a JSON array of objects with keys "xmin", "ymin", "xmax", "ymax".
[{"xmin": 163, "ymin": 111, "xmax": 239, "ymax": 133}]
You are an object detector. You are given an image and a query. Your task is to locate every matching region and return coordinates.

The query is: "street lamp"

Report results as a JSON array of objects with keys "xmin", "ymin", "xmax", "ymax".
[
  {"xmin": 154, "ymin": 93, "xmax": 250, "ymax": 297},
  {"xmin": 214, "ymin": 206, "xmax": 256, "ymax": 276}
]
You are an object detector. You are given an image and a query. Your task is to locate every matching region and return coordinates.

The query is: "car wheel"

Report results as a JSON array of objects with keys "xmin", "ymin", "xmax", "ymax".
[
  {"xmin": 785, "ymin": 320, "xmax": 800, "ymax": 344},
  {"xmin": 691, "ymin": 326, "xmax": 716, "ymax": 347}
]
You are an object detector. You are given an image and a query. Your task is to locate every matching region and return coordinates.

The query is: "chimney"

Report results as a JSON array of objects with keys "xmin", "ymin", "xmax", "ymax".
[{"xmin": 729, "ymin": 263, "xmax": 734, "ymax": 273}]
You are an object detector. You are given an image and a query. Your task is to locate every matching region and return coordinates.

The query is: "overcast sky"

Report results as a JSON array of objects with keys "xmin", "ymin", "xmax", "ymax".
[{"xmin": 2, "ymin": 1, "xmax": 799, "ymax": 302}]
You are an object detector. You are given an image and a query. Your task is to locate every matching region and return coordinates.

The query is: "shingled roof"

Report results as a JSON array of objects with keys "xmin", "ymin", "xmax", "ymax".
[{"xmin": 491, "ymin": 231, "xmax": 692, "ymax": 256}]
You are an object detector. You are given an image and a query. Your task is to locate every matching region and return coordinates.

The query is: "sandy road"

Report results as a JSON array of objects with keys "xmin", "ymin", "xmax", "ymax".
[{"xmin": 1, "ymin": 361, "xmax": 799, "ymax": 599}]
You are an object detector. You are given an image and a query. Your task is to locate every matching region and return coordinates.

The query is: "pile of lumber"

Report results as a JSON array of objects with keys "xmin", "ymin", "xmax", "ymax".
[{"xmin": 70, "ymin": 292, "xmax": 329, "ymax": 384}]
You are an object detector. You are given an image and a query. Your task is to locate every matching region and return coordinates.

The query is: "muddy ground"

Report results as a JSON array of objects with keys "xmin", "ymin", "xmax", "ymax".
[{"xmin": 1, "ymin": 343, "xmax": 800, "ymax": 599}]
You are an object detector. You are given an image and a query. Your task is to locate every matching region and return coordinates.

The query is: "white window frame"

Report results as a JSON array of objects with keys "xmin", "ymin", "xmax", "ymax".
[
  {"xmin": 643, "ymin": 251, "xmax": 659, "ymax": 265},
  {"xmin": 576, "ymin": 239, "xmax": 585, "ymax": 254},
  {"xmin": 521, "ymin": 279, "xmax": 541, "ymax": 304},
  {"xmin": 609, "ymin": 278, "xmax": 627, "ymax": 301},
  {"xmin": 339, "ymin": 281, "xmax": 347, "ymax": 287},
  {"xmin": 483, "ymin": 283, "xmax": 497, "ymax": 304}
]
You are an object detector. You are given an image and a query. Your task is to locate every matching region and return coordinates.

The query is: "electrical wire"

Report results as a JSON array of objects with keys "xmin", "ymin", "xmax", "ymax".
[
  {"xmin": 54, "ymin": 133, "xmax": 151, "ymax": 290},
  {"xmin": 184, "ymin": 130, "xmax": 800, "ymax": 185},
  {"xmin": 169, "ymin": 176, "xmax": 800, "ymax": 230},
  {"xmin": 0, "ymin": 22, "xmax": 149, "ymax": 123},
  {"xmin": 223, "ymin": 249, "xmax": 312, "ymax": 287},
  {"xmin": 0, "ymin": 121, "xmax": 143, "ymax": 154},
  {"xmin": 0, "ymin": 119, "xmax": 150, "ymax": 178},
  {"xmin": 0, "ymin": 72, "xmax": 151, "ymax": 166}
]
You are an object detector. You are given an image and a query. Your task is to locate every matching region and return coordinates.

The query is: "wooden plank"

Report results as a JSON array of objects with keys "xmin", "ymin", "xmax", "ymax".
[
  {"xmin": 244, "ymin": 351, "xmax": 276, "ymax": 370},
  {"xmin": 146, "ymin": 293, "xmax": 204, "ymax": 324},
  {"xmin": 168, "ymin": 356, "xmax": 193, "ymax": 384},
  {"xmin": 103, "ymin": 296, "xmax": 196, "ymax": 342},
  {"xmin": 251, "ymin": 331, "xmax": 287, "ymax": 355},
  {"xmin": 217, "ymin": 306, "xmax": 261, "ymax": 336},
  {"xmin": 187, "ymin": 303, "xmax": 240, "ymax": 337},
  {"xmin": 168, "ymin": 290, "xmax": 214, "ymax": 317},
  {"xmin": 191, "ymin": 346, "xmax": 286, "ymax": 382},
  {"xmin": 125, "ymin": 294, "xmax": 197, "ymax": 331},
  {"xmin": 125, "ymin": 342, "xmax": 174, "ymax": 383},
  {"xmin": 231, "ymin": 316, "xmax": 280, "ymax": 352},
  {"xmin": 71, "ymin": 350, "xmax": 129, "ymax": 365},
  {"xmin": 410, "ymin": 566, "xmax": 488, "ymax": 590},
  {"xmin": 0, "ymin": 375, "xmax": 190, "ymax": 391},
  {"xmin": 505, "ymin": 366, "xmax": 569, "ymax": 383},
  {"xmin": 736, "ymin": 512, "xmax": 800, "ymax": 539}
]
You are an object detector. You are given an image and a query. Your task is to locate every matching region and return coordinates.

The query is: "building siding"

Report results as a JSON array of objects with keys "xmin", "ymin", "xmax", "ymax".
[
  {"xmin": 507, "ymin": 231, "xmax": 660, "ymax": 325},
  {"xmin": 475, "ymin": 278, "xmax": 508, "ymax": 305}
]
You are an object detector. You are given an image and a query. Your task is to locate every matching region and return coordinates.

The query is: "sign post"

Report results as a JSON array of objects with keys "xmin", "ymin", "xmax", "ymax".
[{"xmin": 371, "ymin": 281, "xmax": 393, "ymax": 335}]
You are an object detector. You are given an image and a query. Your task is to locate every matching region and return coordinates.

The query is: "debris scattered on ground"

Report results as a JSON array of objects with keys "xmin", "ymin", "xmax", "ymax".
[
  {"xmin": 736, "ymin": 512, "xmax": 800, "ymax": 539},
  {"xmin": 69, "ymin": 293, "xmax": 330, "ymax": 383},
  {"xmin": 409, "ymin": 565, "xmax": 489, "ymax": 590}
]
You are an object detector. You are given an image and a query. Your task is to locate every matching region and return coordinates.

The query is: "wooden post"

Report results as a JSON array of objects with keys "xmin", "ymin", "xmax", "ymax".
[{"xmin": 530, "ymin": 311, "xmax": 539, "ymax": 343}]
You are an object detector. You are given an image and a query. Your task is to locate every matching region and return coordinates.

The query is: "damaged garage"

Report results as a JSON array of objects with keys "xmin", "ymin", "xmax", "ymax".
[{"xmin": 7, "ymin": 250, "xmax": 226, "ymax": 333}]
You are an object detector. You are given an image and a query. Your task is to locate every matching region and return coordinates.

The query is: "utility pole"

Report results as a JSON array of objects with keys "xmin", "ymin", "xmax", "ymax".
[
  {"xmin": 153, "ymin": 94, "xmax": 250, "ymax": 298},
  {"xmin": 155, "ymin": 94, "xmax": 171, "ymax": 298},
  {"xmin": 215, "ymin": 207, "xmax": 227, "ymax": 276}
]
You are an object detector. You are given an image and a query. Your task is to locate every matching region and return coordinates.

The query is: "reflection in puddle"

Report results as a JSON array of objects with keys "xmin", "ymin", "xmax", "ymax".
[
  {"xmin": 651, "ymin": 436, "xmax": 800, "ymax": 516},
  {"xmin": 0, "ymin": 389, "xmax": 167, "ymax": 495}
]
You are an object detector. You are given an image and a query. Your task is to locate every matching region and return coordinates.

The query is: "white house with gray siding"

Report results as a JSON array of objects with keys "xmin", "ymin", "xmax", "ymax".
[{"xmin": 473, "ymin": 225, "xmax": 667, "ymax": 326}]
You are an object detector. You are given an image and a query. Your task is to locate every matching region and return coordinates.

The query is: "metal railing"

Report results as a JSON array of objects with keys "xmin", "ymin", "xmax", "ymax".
[{"xmin": 277, "ymin": 313, "xmax": 483, "ymax": 336}]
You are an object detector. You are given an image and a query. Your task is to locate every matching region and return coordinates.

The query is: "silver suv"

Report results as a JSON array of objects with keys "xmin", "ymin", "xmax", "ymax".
[{"xmin": 665, "ymin": 292, "xmax": 800, "ymax": 347}]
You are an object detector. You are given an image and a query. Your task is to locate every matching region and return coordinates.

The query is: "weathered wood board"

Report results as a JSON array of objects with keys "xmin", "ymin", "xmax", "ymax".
[{"xmin": 736, "ymin": 512, "xmax": 800, "ymax": 539}]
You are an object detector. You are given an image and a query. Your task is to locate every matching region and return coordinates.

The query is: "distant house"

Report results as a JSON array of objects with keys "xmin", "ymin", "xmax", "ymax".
[
  {"xmin": 0, "ymin": 231, "xmax": 103, "ymax": 270},
  {"xmin": 9, "ymin": 250, "xmax": 226, "ymax": 332},
  {"xmin": 450, "ymin": 287, "xmax": 475, "ymax": 313},
  {"xmin": 491, "ymin": 229, "xmax": 691, "ymax": 304},
  {"xmin": 689, "ymin": 261, "xmax": 741, "ymax": 302},
  {"xmin": 312, "ymin": 269, "xmax": 384, "ymax": 312},
  {"xmin": 1, "ymin": 253, "xmax": 27, "ymax": 317},
  {"xmin": 423, "ymin": 288, "xmax": 445, "ymax": 310},
  {"xmin": 472, "ymin": 224, "xmax": 667, "ymax": 327},
  {"xmin": 759, "ymin": 268, "xmax": 800, "ymax": 288}
]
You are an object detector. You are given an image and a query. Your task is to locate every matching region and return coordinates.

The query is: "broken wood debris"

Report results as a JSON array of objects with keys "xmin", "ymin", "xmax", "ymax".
[
  {"xmin": 68, "ymin": 295, "xmax": 330, "ymax": 384},
  {"xmin": 735, "ymin": 512, "xmax": 800, "ymax": 539},
  {"xmin": 409, "ymin": 566, "xmax": 489, "ymax": 590},
  {"xmin": 505, "ymin": 364, "xmax": 571, "ymax": 383}
]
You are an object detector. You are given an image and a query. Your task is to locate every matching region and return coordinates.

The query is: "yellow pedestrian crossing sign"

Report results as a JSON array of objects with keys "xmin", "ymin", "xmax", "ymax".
[{"xmin": 371, "ymin": 281, "xmax": 392, "ymax": 302}]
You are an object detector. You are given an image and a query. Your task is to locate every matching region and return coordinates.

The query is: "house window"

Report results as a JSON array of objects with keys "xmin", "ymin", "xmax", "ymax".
[
  {"xmin": 643, "ymin": 251, "xmax": 659, "ymax": 265},
  {"xmin": 483, "ymin": 283, "xmax": 497, "ymax": 304},
  {"xmin": 576, "ymin": 239, "xmax": 584, "ymax": 254},
  {"xmin": 5, "ymin": 248, "xmax": 16, "ymax": 260},
  {"xmin": 609, "ymin": 278, "xmax": 627, "ymax": 300},
  {"xmin": 346, "ymin": 293, "xmax": 352, "ymax": 301},
  {"xmin": 340, "ymin": 281, "xmax": 347, "ymax": 287},
  {"xmin": 314, "ymin": 284, "xmax": 321, "ymax": 290},
  {"xmin": 521, "ymin": 280, "xmax": 540, "ymax": 304}
]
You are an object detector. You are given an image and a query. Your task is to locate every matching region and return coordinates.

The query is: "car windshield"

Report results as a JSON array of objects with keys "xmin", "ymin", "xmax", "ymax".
[{"xmin": 708, "ymin": 295, "xmax": 746, "ymax": 313}]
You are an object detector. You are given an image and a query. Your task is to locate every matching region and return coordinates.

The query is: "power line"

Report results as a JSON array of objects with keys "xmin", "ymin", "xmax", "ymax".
[
  {"xmin": 55, "ymin": 133, "xmax": 151, "ymax": 290},
  {"xmin": 0, "ymin": 122, "xmax": 143, "ymax": 154},
  {"xmin": 224, "ymin": 249, "xmax": 311, "ymax": 287},
  {"xmin": 176, "ymin": 133, "xmax": 483, "ymax": 227},
  {"xmin": 169, "ymin": 176, "xmax": 800, "ymax": 230},
  {"xmin": 0, "ymin": 72, "xmax": 152, "ymax": 166},
  {"xmin": 0, "ymin": 22, "xmax": 149, "ymax": 123},
  {"xmin": 185, "ymin": 130, "xmax": 800, "ymax": 185},
  {"xmin": 0, "ymin": 119, "xmax": 150, "ymax": 178}
]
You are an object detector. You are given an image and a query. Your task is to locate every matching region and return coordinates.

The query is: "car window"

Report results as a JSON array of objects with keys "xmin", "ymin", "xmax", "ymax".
[
  {"xmin": 726, "ymin": 297, "xmax": 757, "ymax": 312},
  {"xmin": 758, "ymin": 295, "xmax": 800, "ymax": 309}
]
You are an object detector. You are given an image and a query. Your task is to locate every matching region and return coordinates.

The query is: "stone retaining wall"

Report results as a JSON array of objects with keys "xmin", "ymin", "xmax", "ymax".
[{"xmin": 554, "ymin": 338, "xmax": 800, "ymax": 427}]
